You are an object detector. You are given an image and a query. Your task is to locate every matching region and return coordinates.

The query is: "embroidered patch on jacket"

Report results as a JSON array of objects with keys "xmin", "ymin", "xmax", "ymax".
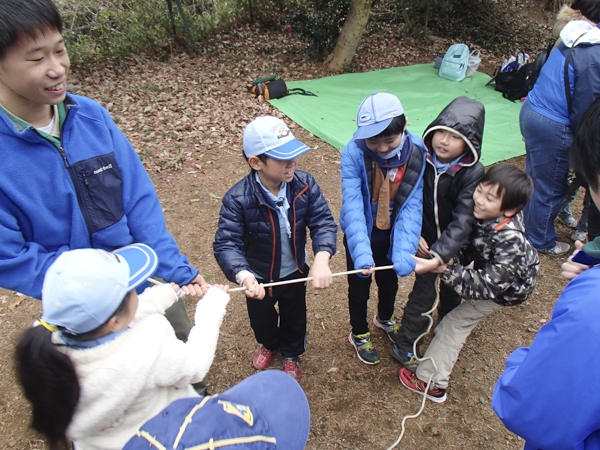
[{"xmin": 218, "ymin": 400, "xmax": 254, "ymax": 426}]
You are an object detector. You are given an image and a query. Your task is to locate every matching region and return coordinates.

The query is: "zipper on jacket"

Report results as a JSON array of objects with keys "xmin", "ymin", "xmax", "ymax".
[
  {"xmin": 291, "ymin": 185, "xmax": 309, "ymax": 275},
  {"xmin": 433, "ymin": 168, "xmax": 442, "ymax": 239},
  {"xmin": 56, "ymin": 145, "xmax": 94, "ymax": 245},
  {"xmin": 32, "ymin": 105, "xmax": 96, "ymax": 246},
  {"xmin": 267, "ymin": 209, "xmax": 277, "ymax": 297}
]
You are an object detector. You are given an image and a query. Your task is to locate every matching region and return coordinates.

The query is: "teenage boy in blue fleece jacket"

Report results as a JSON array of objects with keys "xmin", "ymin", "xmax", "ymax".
[
  {"xmin": 213, "ymin": 116, "xmax": 337, "ymax": 382},
  {"xmin": 340, "ymin": 92, "xmax": 426, "ymax": 365},
  {"xmin": 0, "ymin": 0, "xmax": 207, "ymax": 343}
]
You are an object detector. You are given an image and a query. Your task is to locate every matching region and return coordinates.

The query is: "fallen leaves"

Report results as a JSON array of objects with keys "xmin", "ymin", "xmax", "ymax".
[{"xmin": 71, "ymin": 22, "xmax": 477, "ymax": 176}]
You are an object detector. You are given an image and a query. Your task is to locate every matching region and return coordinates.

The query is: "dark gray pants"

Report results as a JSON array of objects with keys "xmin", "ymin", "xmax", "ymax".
[{"xmin": 396, "ymin": 272, "xmax": 462, "ymax": 351}]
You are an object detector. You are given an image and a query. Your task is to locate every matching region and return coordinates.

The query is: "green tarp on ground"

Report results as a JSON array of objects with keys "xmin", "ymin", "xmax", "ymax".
[{"xmin": 269, "ymin": 64, "xmax": 524, "ymax": 166}]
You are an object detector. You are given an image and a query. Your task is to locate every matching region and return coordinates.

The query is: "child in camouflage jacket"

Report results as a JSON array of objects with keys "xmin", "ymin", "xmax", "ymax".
[{"xmin": 399, "ymin": 163, "xmax": 539, "ymax": 403}]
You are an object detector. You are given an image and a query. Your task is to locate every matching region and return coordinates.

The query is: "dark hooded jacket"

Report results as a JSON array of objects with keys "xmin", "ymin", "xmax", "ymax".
[{"xmin": 421, "ymin": 96, "xmax": 485, "ymax": 264}]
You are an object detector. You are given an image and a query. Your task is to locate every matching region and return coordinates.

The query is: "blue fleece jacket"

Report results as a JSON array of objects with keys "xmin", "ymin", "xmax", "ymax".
[
  {"xmin": 0, "ymin": 94, "xmax": 197, "ymax": 299},
  {"xmin": 339, "ymin": 131, "xmax": 425, "ymax": 276},
  {"xmin": 492, "ymin": 266, "xmax": 600, "ymax": 449}
]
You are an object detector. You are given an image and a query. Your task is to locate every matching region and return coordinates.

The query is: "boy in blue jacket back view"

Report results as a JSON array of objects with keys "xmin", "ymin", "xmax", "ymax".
[
  {"xmin": 213, "ymin": 116, "xmax": 337, "ymax": 381},
  {"xmin": 340, "ymin": 93, "xmax": 426, "ymax": 365}
]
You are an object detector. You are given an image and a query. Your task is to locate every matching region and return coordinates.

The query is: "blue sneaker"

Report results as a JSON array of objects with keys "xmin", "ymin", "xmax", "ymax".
[{"xmin": 391, "ymin": 345, "xmax": 420, "ymax": 371}]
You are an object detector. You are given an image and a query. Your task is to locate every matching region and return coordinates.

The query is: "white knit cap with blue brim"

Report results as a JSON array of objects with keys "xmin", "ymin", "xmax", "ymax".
[
  {"xmin": 353, "ymin": 92, "xmax": 405, "ymax": 140},
  {"xmin": 243, "ymin": 116, "xmax": 311, "ymax": 161},
  {"xmin": 41, "ymin": 244, "xmax": 158, "ymax": 335}
]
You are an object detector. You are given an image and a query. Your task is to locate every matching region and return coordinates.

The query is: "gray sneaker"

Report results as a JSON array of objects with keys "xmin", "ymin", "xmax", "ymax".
[
  {"xmin": 571, "ymin": 230, "xmax": 587, "ymax": 242},
  {"xmin": 540, "ymin": 241, "xmax": 570, "ymax": 256},
  {"xmin": 348, "ymin": 332, "xmax": 381, "ymax": 365},
  {"xmin": 373, "ymin": 315, "xmax": 402, "ymax": 346},
  {"xmin": 558, "ymin": 215, "xmax": 578, "ymax": 228}
]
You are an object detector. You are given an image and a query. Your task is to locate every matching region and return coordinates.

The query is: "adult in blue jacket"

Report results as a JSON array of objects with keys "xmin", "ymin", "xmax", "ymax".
[
  {"xmin": 520, "ymin": 0, "xmax": 600, "ymax": 255},
  {"xmin": 0, "ymin": 0, "xmax": 207, "ymax": 342},
  {"xmin": 492, "ymin": 91, "xmax": 600, "ymax": 450},
  {"xmin": 340, "ymin": 93, "xmax": 426, "ymax": 365}
]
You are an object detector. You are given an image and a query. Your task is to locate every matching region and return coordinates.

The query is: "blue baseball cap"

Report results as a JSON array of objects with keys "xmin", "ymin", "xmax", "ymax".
[
  {"xmin": 41, "ymin": 244, "xmax": 158, "ymax": 335},
  {"xmin": 353, "ymin": 92, "xmax": 404, "ymax": 140},
  {"xmin": 123, "ymin": 370, "xmax": 310, "ymax": 450},
  {"xmin": 243, "ymin": 116, "xmax": 311, "ymax": 161}
]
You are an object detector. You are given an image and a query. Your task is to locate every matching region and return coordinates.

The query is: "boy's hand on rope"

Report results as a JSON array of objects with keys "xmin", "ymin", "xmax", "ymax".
[
  {"xmin": 562, "ymin": 240, "xmax": 590, "ymax": 280},
  {"xmin": 416, "ymin": 237, "xmax": 431, "ymax": 258},
  {"xmin": 431, "ymin": 263, "xmax": 448, "ymax": 274},
  {"xmin": 181, "ymin": 274, "xmax": 210, "ymax": 297},
  {"xmin": 210, "ymin": 284, "xmax": 230, "ymax": 294},
  {"xmin": 242, "ymin": 276, "xmax": 266, "ymax": 300},
  {"xmin": 309, "ymin": 251, "xmax": 333, "ymax": 289},
  {"xmin": 411, "ymin": 255, "xmax": 441, "ymax": 274}
]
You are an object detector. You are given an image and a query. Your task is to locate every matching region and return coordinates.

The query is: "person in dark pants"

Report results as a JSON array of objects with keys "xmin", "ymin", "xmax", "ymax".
[
  {"xmin": 392, "ymin": 97, "xmax": 486, "ymax": 370},
  {"xmin": 213, "ymin": 116, "xmax": 337, "ymax": 382},
  {"xmin": 340, "ymin": 93, "xmax": 426, "ymax": 365}
]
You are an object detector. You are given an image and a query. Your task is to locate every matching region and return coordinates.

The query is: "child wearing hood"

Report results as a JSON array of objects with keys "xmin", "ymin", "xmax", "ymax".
[{"xmin": 391, "ymin": 97, "xmax": 486, "ymax": 370}]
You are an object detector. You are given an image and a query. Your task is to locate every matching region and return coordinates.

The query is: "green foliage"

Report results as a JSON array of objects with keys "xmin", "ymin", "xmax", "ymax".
[
  {"xmin": 286, "ymin": 0, "xmax": 351, "ymax": 59},
  {"xmin": 57, "ymin": 0, "xmax": 547, "ymax": 70},
  {"xmin": 58, "ymin": 0, "xmax": 245, "ymax": 72}
]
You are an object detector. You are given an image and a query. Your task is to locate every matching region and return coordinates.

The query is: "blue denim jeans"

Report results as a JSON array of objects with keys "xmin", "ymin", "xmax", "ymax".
[{"xmin": 521, "ymin": 101, "xmax": 572, "ymax": 250}]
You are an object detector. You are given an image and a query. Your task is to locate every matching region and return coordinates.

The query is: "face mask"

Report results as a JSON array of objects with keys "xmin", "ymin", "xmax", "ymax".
[{"xmin": 381, "ymin": 132, "xmax": 406, "ymax": 159}]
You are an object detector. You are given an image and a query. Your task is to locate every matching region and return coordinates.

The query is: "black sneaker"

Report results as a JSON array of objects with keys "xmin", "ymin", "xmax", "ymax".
[
  {"xmin": 373, "ymin": 314, "xmax": 402, "ymax": 347},
  {"xmin": 348, "ymin": 332, "xmax": 381, "ymax": 365},
  {"xmin": 391, "ymin": 344, "xmax": 420, "ymax": 371}
]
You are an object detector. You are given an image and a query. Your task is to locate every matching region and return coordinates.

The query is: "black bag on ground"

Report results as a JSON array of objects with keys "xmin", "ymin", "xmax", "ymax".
[
  {"xmin": 489, "ymin": 40, "xmax": 554, "ymax": 102},
  {"xmin": 497, "ymin": 63, "xmax": 535, "ymax": 101},
  {"xmin": 246, "ymin": 76, "xmax": 317, "ymax": 100}
]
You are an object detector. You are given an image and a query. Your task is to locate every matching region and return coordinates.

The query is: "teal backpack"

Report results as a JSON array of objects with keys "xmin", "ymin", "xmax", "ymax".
[{"xmin": 438, "ymin": 44, "xmax": 469, "ymax": 82}]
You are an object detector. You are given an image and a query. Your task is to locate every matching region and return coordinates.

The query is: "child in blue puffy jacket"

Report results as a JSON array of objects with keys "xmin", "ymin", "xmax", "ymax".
[{"xmin": 340, "ymin": 93, "xmax": 426, "ymax": 365}]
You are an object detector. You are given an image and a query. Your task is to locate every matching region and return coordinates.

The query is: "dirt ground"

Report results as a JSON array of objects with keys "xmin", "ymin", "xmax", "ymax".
[{"xmin": 0, "ymin": 11, "xmax": 579, "ymax": 450}]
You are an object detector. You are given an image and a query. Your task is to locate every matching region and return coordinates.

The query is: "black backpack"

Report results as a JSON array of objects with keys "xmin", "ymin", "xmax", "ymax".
[
  {"xmin": 245, "ymin": 75, "xmax": 317, "ymax": 100},
  {"xmin": 491, "ymin": 40, "xmax": 554, "ymax": 102}
]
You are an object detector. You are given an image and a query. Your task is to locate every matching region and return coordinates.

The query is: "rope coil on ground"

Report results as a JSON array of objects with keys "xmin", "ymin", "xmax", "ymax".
[{"xmin": 149, "ymin": 267, "xmax": 441, "ymax": 449}]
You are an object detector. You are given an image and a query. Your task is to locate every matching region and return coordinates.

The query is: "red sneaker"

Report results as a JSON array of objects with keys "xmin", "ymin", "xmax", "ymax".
[
  {"xmin": 399, "ymin": 367, "xmax": 446, "ymax": 403},
  {"xmin": 282, "ymin": 357, "xmax": 301, "ymax": 382},
  {"xmin": 252, "ymin": 345, "xmax": 273, "ymax": 370}
]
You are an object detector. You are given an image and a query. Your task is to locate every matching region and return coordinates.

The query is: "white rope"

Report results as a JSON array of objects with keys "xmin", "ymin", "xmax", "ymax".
[
  {"xmin": 227, "ymin": 265, "xmax": 394, "ymax": 292},
  {"xmin": 149, "ymin": 268, "xmax": 441, "ymax": 448},
  {"xmin": 146, "ymin": 265, "xmax": 394, "ymax": 295},
  {"xmin": 386, "ymin": 275, "xmax": 441, "ymax": 450}
]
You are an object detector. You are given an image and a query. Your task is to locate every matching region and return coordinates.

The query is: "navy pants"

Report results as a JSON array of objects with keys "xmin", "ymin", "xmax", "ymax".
[
  {"xmin": 344, "ymin": 230, "xmax": 398, "ymax": 336},
  {"xmin": 247, "ymin": 267, "xmax": 308, "ymax": 359}
]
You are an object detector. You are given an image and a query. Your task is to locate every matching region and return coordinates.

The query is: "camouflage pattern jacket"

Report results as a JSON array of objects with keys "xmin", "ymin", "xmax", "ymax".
[{"xmin": 441, "ymin": 213, "xmax": 539, "ymax": 306}]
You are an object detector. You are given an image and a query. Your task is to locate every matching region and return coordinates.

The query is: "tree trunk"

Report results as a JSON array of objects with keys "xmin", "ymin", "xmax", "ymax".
[{"xmin": 324, "ymin": 0, "xmax": 372, "ymax": 71}]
